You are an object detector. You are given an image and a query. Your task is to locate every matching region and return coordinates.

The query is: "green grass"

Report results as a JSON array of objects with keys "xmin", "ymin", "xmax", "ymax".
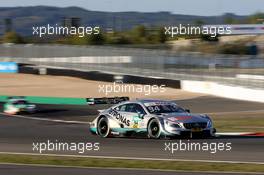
[
  {"xmin": 0, "ymin": 154, "xmax": 263, "ymax": 173},
  {"xmin": 211, "ymin": 113, "xmax": 264, "ymax": 132}
]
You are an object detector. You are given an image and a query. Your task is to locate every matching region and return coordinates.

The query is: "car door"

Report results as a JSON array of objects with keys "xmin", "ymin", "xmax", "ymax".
[
  {"xmin": 123, "ymin": 103, "xmax": 147, "ymax": 129},
  {"xmin": 113, "ymin": 103, "xmax": 147, "ymax": 129}
]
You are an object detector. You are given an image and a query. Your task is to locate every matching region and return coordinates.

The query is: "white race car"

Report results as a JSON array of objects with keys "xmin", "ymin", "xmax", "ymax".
[
  {"xmin": 3, "ymin": 97, "xmax": 36, "ymax": 115},
  {"xmin": 90, "ymin": 99, "xmax": 216, "ymax": 139}
]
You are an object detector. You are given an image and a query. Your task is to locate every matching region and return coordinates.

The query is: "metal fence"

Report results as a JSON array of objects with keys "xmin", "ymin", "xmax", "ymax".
[{"xmin": 1, "ymin": 44, "xmax": 264, "ymax": 89}]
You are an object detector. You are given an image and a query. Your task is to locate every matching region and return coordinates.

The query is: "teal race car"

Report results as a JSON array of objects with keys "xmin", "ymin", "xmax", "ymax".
[
  {"xmin": 3, "ymin": 97, "xmax": 36, "ymax": 115},
  {"xmin": 90, "ymin": 99, "xmax": 216, "ymax": 139}
]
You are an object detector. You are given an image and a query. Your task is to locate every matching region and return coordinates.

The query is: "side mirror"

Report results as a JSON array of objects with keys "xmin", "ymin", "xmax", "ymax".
[
  {"xmin": 185, "ymin": 109, "xmax": 191, "ymax": 113},
  {"xmin": 137, "ymin": 112, "xmax": 145, "ymax": 119}
]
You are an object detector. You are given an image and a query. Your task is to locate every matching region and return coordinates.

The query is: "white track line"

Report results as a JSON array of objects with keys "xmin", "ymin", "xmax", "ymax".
[
  {"xmin": 0, "ymin": 112, "xmax": 90, "ymax": 125},
  {"xmin": 0, "ymin": 152, "xmax": 264, "ymax": 165},
  {"xmin": 0, "ymin": 162, "xmax": 263, "ymax": 175}
]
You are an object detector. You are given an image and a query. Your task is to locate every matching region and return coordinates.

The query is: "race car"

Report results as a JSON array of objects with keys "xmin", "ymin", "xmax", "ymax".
[
  {"xmin": 90, "ymin": 99, "xmax": 216, "ymax": 139},
  {"xmin": 3, "ymin": 97, "xmax": 36, "ymax": 115},
  {"xmin": 86, "ymin": 97, "xmax": 129, "ymax": 105}
]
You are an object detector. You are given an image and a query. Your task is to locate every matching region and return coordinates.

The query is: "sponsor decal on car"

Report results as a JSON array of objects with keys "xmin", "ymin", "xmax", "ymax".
[
  {"xmin": 132, "ymin": 116, "xmax": 143, "ymax": 128},
  {"xmin": 108, "ymin": 109, "xmax": 130, "ymax": 127}
]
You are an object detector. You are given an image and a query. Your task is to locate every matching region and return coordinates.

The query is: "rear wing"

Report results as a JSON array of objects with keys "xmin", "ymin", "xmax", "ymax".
[
  {"xmin": 86, "ymin": 97, "xmax": 129, "ymax": 105},
  {"xmin": 7, "ymin": 96, "xmax": 27, "ymax": 102},
  {"xmin": 7, "ymin": 96, "xmax": 26, "ymax": 100}
]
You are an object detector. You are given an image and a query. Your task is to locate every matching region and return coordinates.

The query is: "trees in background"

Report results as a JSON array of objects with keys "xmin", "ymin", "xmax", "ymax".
[
  {"xmin": 1, "ymin": 12, "xmax": 262, "ymax": 46},
  {"xmin": 247, "ymin": 12, "xmax": 264, "ymax": 24},
  {"xmin": 60, "ymin": 25, "xmax": 168, "ymax": 45},
  {"xmin": 2, "ymin": 32, "xmax": 24, "ymax": 43}
]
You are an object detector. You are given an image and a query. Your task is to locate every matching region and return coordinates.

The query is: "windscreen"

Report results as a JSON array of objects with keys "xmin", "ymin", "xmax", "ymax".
[{"xmin": 144, "ymin": 102, "xmax": 185, "ymax": 114}]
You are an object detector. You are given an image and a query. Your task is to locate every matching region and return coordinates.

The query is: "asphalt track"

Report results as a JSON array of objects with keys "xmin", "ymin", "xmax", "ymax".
[
  {"xmin": 1, "ymin": 164, "xmax": 260, "ymax": 175},
  {"xmin": 0, "ymin": 96, "xmax": 264, "ymax": 175}
]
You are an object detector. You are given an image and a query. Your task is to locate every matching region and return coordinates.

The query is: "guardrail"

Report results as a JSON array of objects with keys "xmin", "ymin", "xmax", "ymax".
[{"xmin": 1, "ymin": 44, "xmax": 264, "ymax": 90}]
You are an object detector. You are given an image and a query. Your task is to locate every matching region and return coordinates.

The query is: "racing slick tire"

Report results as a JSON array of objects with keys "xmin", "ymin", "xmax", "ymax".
[
  {"xmin": 147, "ymin": 118, "xmax": 161, "ymax": 139},
  {"xmin": 97, "ymin": 116, "xmax": 110, "ymax": 138}
]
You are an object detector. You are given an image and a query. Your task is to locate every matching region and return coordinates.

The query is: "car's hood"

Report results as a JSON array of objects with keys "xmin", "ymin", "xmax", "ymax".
[{"xmin": 156, "ymin": 113, "xmax": 209, "ymax": 123}]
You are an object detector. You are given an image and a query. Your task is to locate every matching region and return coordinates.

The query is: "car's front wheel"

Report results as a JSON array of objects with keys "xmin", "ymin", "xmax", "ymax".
[
  {"xmin": 147, "ymin": 119, "xmax": 161, "ymax": 139},
  {"xmin": 97, "ymin": 117, "xmax": 110, "ymax": 138}
]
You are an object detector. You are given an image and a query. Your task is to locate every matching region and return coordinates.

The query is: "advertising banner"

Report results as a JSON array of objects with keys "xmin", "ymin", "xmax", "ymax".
[{"xmin": 0, "ymin": 62, "xmax": 18, "ymax": 73}]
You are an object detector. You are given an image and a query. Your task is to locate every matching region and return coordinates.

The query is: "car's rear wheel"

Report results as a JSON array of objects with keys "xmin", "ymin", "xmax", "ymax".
[
  {"xmin": 97, "ymin": 117, "xmax": 110, "ymax": 138},
  {"xmin": 147, "ymin": 119, "xmax": 161, "ymax": 139}
]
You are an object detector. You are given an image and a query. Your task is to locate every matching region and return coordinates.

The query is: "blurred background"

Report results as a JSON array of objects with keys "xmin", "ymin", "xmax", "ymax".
[{"xmin": 0, "ymin": 0, "xmax": 264, "ymax": 89}]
